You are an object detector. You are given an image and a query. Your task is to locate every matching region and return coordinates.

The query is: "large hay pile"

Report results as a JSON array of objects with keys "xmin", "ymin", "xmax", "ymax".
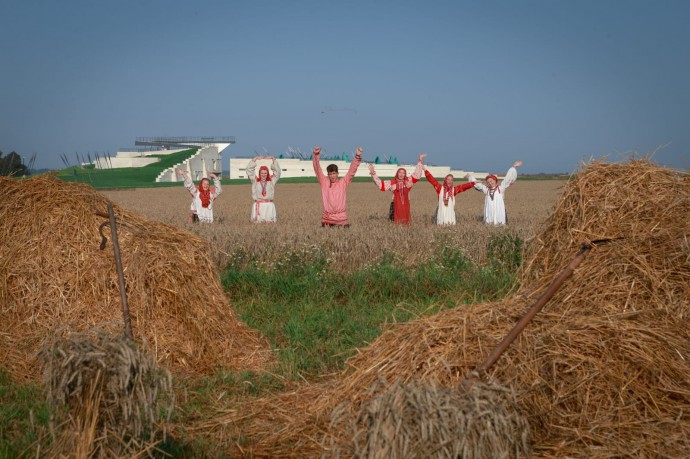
[
  {"xmin": 0, "ymin": 175, "xmax": 273, "ymax": 381},
  {"xmin": 195, "ymin": 159, "xmax": 690, "ymax": 457}
]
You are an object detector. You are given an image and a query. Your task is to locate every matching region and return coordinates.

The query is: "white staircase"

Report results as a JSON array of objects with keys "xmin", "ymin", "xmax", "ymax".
[{"xmin": 155, "ymin": 145, "xmax": 223, "ymax": 183}]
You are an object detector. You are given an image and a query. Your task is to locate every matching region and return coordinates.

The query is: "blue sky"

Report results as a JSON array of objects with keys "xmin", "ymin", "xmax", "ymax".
[{"xmin": 2, "ymin": 0, "xmax": 689, "ymax": 174}]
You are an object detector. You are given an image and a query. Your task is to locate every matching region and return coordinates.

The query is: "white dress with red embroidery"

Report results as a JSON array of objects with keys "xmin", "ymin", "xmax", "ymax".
[
  {"xmin": 468, "ymin": 166, "xmax": 517, "ymax": 224},
  {"xmin": 246, "ymin": 159, "xmax": 281, "ymax": 222},
  {"xmin": 424, "ymin": 170, "xmax": 475, "ymax": 225},
  {"xmin": 183, "ymin": 176, "xmax": 222, "ymax": 223}
]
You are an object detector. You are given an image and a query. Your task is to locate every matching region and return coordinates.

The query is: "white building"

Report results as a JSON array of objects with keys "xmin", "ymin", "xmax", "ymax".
[
  {"xmin": 93, "ymin": 136, "xmax": 235, "ymax": 183},
  {"xmin": 230, "ymin": 156, "xmax": 488, "ymax": 180},
  {"xmin": 90, "ymin": 137, "xmax": 493, "ymax": 183}
]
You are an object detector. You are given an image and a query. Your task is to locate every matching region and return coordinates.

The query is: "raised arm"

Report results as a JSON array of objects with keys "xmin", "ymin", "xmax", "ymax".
[
  {"xmin": 209, "ymin": 173, "xmax": 222, "ymax": 197},
  {"xmin": 246, "ymin": 158, "xmax": 257, "ymax": 180},
  {"xmin": 467, "ymin": 173, "xmax": 487, "ymax": 193},
  {"xmin": 312, "ymin": 146, "xmax": 326, "ymax": 183},
  {"xmin": 271, "ymin": 157, "xmax": 281, "ymax": 183},
  {"xmin": 424, "ymin": 169, "xmax": 442, "ymax": 193},
  {"xmin": 453, "ymin": 181, "xmax": 475, "ymax": 196},
  {"xmin": 176, "ymin": 168, "xmax": 197, "ymax": 196},
  {"xmin": 368, "ymin": 163, "xmax": 390, "ymax": 191},
  {"xmin": 344, "ymin": 147, "xmax": 363, "ymax": 184},
  {"xmin": 500, "ymin": 161, "xmax": 521, "ymax": 191},
  {"xmin": 408, "ymin": 153, "xmax": 425, "ymax": 185}
]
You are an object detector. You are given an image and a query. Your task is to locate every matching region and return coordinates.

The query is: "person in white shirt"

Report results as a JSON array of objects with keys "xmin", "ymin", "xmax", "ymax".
[
  {"xmin": 176, "ymin": 169, "xmax": 223, "ymax": 223},
  {"xmin": 246, "ymin": 156, "xmax": 281, "ymax": 222},
  {"xmin": 467, "ymin": 161, "xmax": 522, "ymax": 224}
]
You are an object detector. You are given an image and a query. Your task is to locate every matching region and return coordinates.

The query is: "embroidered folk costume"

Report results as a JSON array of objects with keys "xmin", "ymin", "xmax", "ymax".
[
  {"xmin": 370, "ymin": 160, "xmax": 423, "ymax": 224},
  {"xmin": 182, "ymin": 174, "xmax": 222, "ymax": 223},
  {"xmin": 312, "ymin": 147, "xmax": 362, "ymax": 226},
  {"xmin": 424, "ymin": 170, "xmax": 475, "ymax": 225},
  {"xmin": 246, "ymin": 157, "xmax": 281, "ymax": 222},
  {"xmin": 468, "ymin": 165, "xmax": 518, "ymax": 225}
]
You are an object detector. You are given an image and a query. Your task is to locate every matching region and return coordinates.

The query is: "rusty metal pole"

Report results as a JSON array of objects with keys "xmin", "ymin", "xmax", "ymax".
[
  {"xmin": 107, "ymin": 203, "xmax": 133, "ymax": 341},
  {"xmin": 473, "ymin": 243, "xmax": 593, "ymax": 376}
]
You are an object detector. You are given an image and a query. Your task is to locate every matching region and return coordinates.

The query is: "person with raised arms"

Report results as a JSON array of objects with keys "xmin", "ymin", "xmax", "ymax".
[
  {"xmin": 423, "ymin": 159, "xmax": 475, "ymax": 225},
  {"xmin": 367, "ymin": 153, "xmax": 426, "ymax": 224},
  {"xmin": 312, "ymin": 146, "xmax": 363, "ymax": 227},
  {"xmin": 246, "ymin": 155, "xmax": 281, "ymax": 223},
  {"xmin": 176, "ymin": 169, "xmax": 222, "ymax": 223},
  {"xmin": 467, "ymin": 160, "xmax": 523, "ymax": 224}
]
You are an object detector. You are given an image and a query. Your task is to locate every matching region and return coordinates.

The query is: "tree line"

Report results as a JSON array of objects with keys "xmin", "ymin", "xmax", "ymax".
[{"xmin": 0, "ymin": 150, "xmax": 30, "ymax": 176}]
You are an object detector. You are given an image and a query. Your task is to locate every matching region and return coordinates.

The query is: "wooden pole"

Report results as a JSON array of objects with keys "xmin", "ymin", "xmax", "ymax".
[
  {"xmin": 473, "ymin": 243, "xmax": 594, "ymax": 376},
  {"xmin": 107, "ymin": 204, "xmax": 133, "ymax": 341}
]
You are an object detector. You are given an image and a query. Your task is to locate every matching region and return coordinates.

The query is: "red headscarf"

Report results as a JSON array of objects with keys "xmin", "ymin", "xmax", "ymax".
[
  {"xmin": 485, "ymin": 174, "xmax": 499, "ymax": 192},
  {"xmin": 198, "ymin": 178, "xmax": 216, "ymax": 208},
  {"xmin": 394, "ymin": 168, "xmax": 410, "ymax": 202},
  {"xmin": 256, "ymin": 165, "xmax": 271, "ymax": 196},
  {"xmin": 256, "ymin": 165, "xmax": 270, "ymax": 182}
]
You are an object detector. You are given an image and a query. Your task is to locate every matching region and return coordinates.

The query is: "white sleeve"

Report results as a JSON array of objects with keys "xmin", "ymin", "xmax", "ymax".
[
  {"xmin": 271, "ymin": 159, "xmax": 281, "ymax": 182},
  {"xmin": 212, "ymin": 177, "xmax": 222, "ymax": 197},
  {"xmin": 500, "ymin": 167, "xmax": 517, "ymax": 192},
  {"xmin": 468, "ymin": 174, "xmax": 487, "ymax": 192},
  {"xmin": 183, "ymin": 176, "xmax": 197, "ymax": 196}
]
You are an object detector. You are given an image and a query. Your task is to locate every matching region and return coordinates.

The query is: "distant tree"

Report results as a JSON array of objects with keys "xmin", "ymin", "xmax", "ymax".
[{"xmin": 0, "ymin": 151, "xmax": 29, "ymax": 176}]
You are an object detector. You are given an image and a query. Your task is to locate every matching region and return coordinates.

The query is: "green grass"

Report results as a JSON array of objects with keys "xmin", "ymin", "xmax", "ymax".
[
  {"xmin": 56, "ymin": 148, "xmax": 199, "ymax": 188},
  {"xmin": 222, "ymin": 232, "xmax": 521, "ymax": 380},
  {"xmin": 0, "ymin": 369, "xmax": 49, "ymax": 459}
]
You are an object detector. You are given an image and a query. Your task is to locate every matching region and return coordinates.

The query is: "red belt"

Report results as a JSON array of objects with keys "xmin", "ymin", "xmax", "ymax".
[{"xmin": 254, "ymin": 200, "xmax": 273, "ymax": 221}]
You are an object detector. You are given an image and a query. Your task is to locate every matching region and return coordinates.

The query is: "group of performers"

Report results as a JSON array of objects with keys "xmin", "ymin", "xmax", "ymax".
[{"xmin": 176, "ymin": 147, "xmax": 522, "ymax": 226}]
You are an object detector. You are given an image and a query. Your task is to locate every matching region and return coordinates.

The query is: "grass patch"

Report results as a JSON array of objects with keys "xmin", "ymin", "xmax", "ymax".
[
  {"xmin": 55, "ymin": 148, "xmax": 199, "ymax": 188},
  {"xmin": 0, "ymin": 369, "xmax": 49, "ymax": 458},
  {"xmin": 222, "ymin": 232, "xmax": 522, "ymax": 380}
]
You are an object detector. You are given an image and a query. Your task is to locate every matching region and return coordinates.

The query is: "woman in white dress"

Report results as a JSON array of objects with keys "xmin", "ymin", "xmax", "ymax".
[
  {"xmin": 176, "ymin": 169, "xmax": 223, "ymax": 223},
  {"xmin": 423, "ymin": 164, "xmax": 476, "ymax": 225},
  {"xmin": 467, "ymin": 161, "xmax": 522, "ymax": 224},
  {"xmin": 246, "ymin": 156, "xmax": 281, "ymax": 222}
]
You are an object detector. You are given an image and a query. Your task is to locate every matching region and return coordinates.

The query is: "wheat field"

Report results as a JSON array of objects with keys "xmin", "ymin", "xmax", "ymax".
[{"xmin": 102, "ymin": 179, "xmax": 566, "ymax": 271}]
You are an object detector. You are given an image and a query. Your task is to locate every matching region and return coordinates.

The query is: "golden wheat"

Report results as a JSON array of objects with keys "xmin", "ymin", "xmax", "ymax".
[{"xmin": 103, "ymin": 180, "xmax": 565, "ymax": 271}]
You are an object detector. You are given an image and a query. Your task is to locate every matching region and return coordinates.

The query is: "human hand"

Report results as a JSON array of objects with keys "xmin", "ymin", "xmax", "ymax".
[
  {"xmin": 313, "ymin": 146, "xmax": 321, "ymax": 155},
  {"xmin": 513, "ymin": 160, "xmax": 523, "ymax": 167},
  {"xmin": 208, "ymin": 173, "xmax": 217, "ymax": 179},
  {"xmin": 418, "ymin": 153, "xmax": 427, "ymax": 162},
  {"xmin": 175, "ymin": 168, "xmax": 185, "ymax": 175},
  {"xmin": 356, "ymin": 147, "xmax": 363, "ymax": 156},
  {"xmin": 464, "ymin": 173, "xmax": 471, "ymax": 179}
]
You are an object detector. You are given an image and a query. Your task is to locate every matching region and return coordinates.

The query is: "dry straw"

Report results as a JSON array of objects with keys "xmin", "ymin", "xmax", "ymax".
[
  {"xmin": 189, "ymin": 159, "xmax": 690, "ymax": 458},
  {"xmin": 326, "ymin": 377, "xmax": 529, "ymax": 459},
  {"xmin": 0, "ymin": 174, "xmax": 274, "ymax": 382},
  {"xmin": 38, "ymin": 330, "xmax": 173, "ymax": 458}
]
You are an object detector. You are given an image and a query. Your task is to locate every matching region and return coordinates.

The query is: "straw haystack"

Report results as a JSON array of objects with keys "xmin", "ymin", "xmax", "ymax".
[
  {"xmin": 195, "ymin": 159, "xmax": 690, "ymax": 458},
  {"xmin": 0, "ymin": 175, "xmax": 273, "ymax": 382},
  {"xmin": 39, "ymin": 330, "xmax": 173, "ymax": 458}
]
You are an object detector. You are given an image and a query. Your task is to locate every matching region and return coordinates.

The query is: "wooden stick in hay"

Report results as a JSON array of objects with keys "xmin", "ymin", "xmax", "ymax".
[
  {"xmin": 336, "ymin": 240, "xmax": 613, "ymax": 459},
  {"xmin": 37, "ymin": 203, "xmax": 174, "ymax": 458},
  {"xmin": 97, "ymin": 203, "xmax": 133, "ymax": 340}
]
